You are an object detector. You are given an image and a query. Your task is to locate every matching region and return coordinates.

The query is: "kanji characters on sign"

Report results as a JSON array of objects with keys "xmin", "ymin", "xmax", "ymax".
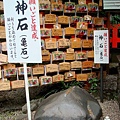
[
  {"xmin": 94, "ymin": 30, "xmax": 109, "ymax": 64},
  {"xmin": 4, "ymin": 0, "xmax": 42, "ymax": 63},
  {"xmin": 15, "ymin": 0, "xmax": 29, "ymax": 59},
  {"xmin": 30, "ymin": 4, "xmax": 39, "ymax": 40}
]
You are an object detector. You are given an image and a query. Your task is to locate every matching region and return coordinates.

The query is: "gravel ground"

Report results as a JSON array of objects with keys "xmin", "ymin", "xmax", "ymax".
[
  {"xmin": 99, "ymin": 100, "xmax": 120, "ymax": 120},
  {"xmin": 0, "ymin": 99, "xmax": 120, "ymax": 120}
]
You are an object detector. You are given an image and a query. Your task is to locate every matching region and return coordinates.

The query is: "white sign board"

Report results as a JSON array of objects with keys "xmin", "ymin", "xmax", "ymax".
[
  {"xmin": 3, "ymin": 0, "xmax": 42, "ymax": 63},
  {"xmin": 94, "ymin": 30, "xmax": 109, "ymax": 64},
  {"xmin": 103, "ymin": 0, "xmax": 120, "ymax": 10}
]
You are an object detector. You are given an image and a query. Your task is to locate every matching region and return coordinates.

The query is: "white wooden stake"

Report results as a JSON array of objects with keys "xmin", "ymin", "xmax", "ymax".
[{"xmin": 23, "ymin": 63, "xmax": 31, "ymax": 120}]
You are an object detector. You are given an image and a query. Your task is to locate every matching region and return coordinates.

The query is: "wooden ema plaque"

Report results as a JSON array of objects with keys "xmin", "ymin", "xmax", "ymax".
[
  {"xmin": 76, "ymin": 4, "xmax": 87, "ymax": 12},
  {"xmin": 40, "ymin": 28, "xmax": 51, "ymax": 37},
  {"xmin": 84, "ymin": 15, "xmax": 92, "ymax": 21},
  {"xmin": 0, "ymin": 25, "xmax": 5, "ymax": 32},
  {"xmin": 1, "ymin": 42, "xmax": 7, "ymax": 51},
  {"xmin": 65, "ymin": 48, "xmax": 75, "ymax": 60},
  {"xmin": 65, "ymin": 27, "xmax": 75, "ymax": 35},
  {"xmin": 39, "ymin": 76, "xmax": 52, "ymax": 85},
  {"xmin": 88, "ymin": 3, "xmax": 98, "ymax": 12},
  {"xmin": 99, "ymin": 0, "xmax": 102, "ymax": 7},
  {"xmin": 70, "ymin": 38, "xmax": 82, "ymax": 49},
  {"xmin": 3, "ymin": 64, "xmax": 15, "ymax": 70},
  {"xmin": 0, "ymin": 12, "xmax": 3, "ymax": 26},
  {"xmin": 45, "ymin": 38, "xmax": 57, "ymax": 49},
  {"xmin": 39, "ymin": 14, "xmax": 43, "ymax": 25},
  {"xmin": 64, "ymin": 2, "xmax": 75, "ymax": 13},
  {"xmin": 51, "ymin": 0, "xmax": 62, "ymax": 2},
  {"xmin": 78, "ymin": 0, "xmax": 86, "ymax": 4},
  {"xmin": 42, "ymin": 49, "xmax": 50, "ymax": 62},
  {"xmin": 66, "ymin": 48, "xmax": 74, "ymax": 53},
  {"xmin": 76, "ymin": 74, "xmax": 88, "ymax": 81},
  {"xmin": 0, "ymin": 54, "xmax": 7, "ymax": 63},
  {"xmin": 18, "ymin": 67, "xmax": 31, "ymax": 75},
  {"xmin": 86, "ymin": 18, "xmax": 93, "ymax": 25},
  {"xmin": 39, "ymin": 0, "xmax": 50, "ymax": 11},
  {"xmin": 28, "ymin": 77, "xmax": 39, "ymax": 87},
  {"xmin": 65, "ymin": 53, "xmax": 75, "ymax": 61},
  {"xmin": 39, "ymin": 0, "xmax": 50, "ymax": 2},
  {"xmin": 32, "ymin": 65, "xmax": 44, "ymax": 75},
  {"xmin": 45, "ymin": 14, "xmax": 56, "ymax": 24},
  {"xmin": 82, "ymin": 61, "xmax": 93, "ymax": 69},
  {"xmin": 12, "ymin": 80, "xmax": 25, "ymax": 89},
  {"xmin": 87, "ymin": 29, "xmax": 94, "ymax": 37},
  {"xmin": 77, "ymin": 22, "xmax": 88, "ymax": 30},
  {"xmin": 52, "ymin": 28, "xmax": 63, "ymax": 36},
  {"xmin": 4, "ymin": 68, "xmax": 17, "ymax": 77},
  {"xmin": 71, "ymin": 61, "xmax": 82, "ymax": 69},
  {"xmin": 58, "ymin": 38, "xmax": 70, "ymax": 48},
  {"xmin": 70, "ymin": 16, "xmax": 83, "ymax": 24},
  {"xmin": 51, "ymin": 2, "xmax": 63, "ymax": 12},
  {"xmin": 0, "ymin": 80, "xmax": 10, "ymax": 91},
  {"xmin": 87, "ymin": 50, "xmax": 94, "ymax": 58},
  {"xmin": 0, "ymin": 26, "xmax": 6, "ymax": 38},
  {"xmin": 46, "ymin": 64, "xmax": 58, "ymax": 73},
  {"xmin": 3, "ymin": 64, "xmax": 16, "ymax": 77},
  {"xmin": 52, "ymin": 74, "xmax": 64, "ymax": 82},
  {"xmin": 59, "ymin": 62, "xmax": 70, "ymax": 71},
  {"xmin": 76, "ymin": 51, "xmax": 87, "ymax": 60},
  {"xmin": 53, "ymin": 24, "xmax": 61, "ymax": 29},
  {"xmin": 64, "ymin": 71, "xmax": 75, "ymax": 82},
  {"xmin": 76, "ymin": 29, "xmax": 87, "ymax": 36},
  {"xmin": 0, "ymin": 1, "xmax": 4, "ymax": 10},
  {"xmin": 94, "ymin": 17, "xmax": 103, "ymax": 26},
  {"xmin": 58, "ymin": 16, "xmax": 69, "ymax": 24},
  {"xmin": 82, "ymin": 40, "xmax": 93, "ymax": 48},
  {"xmin": 52, "ymin": 51, "xmax": 64, "ymax": 61},
  {"xmin": 87, "ymin": 72, "xmax": 96, "ymax": 80}
]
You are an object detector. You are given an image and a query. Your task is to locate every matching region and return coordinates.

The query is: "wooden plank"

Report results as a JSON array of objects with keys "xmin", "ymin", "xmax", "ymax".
[
  {"xmin": 0, "ymin": 54, "xmax": 8, "ymax": 63},
  {"xmin": 12, "ymin": 80, "xmax": 25, "ymax": 89},
  {"xmin": 0, "ymin": 80, "xmax": 10, "ymax": 91}
]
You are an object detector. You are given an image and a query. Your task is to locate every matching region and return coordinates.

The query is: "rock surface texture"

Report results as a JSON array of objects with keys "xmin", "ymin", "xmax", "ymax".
[
  {"xmin": 118, "ymin": 67, "xmax": 120, "ymax": 108},
  {"xmin": 34, "ymin": 86, "xmax": 102, "ymax": 120},
  {"xmin": 103, "ymin": 75, "xmax": 118, "ymax": 91}
]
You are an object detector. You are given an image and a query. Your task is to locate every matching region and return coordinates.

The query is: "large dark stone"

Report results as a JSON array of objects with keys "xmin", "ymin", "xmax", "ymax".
[
  {"xmin": 34, "ymin": 86, "xmax": 102, "ymax": 120},
  {"xmin": 22, "ymin": 99, "xmax": 39, "ymax": 114}
]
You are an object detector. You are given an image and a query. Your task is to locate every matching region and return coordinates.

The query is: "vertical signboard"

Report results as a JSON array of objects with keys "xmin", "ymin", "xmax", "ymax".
[
  {"xmin": 94, "ymin": 30, "xmax": 109, "ymax": 64},
  {"xmin": 3, "ymin": 0, "xmax": 42, "ymax": 63},
  {"xmin": 3, "ymin": 1, "xmax": 42, "ymax": 119}
]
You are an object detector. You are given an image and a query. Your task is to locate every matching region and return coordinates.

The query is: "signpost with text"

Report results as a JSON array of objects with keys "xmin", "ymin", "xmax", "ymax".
[
  {"xmin": 94, "ymin": 30, "xmax": 109, "ymax": 102},
  {"xmin": 3, "ymin": 0, "xmax": 42, "ymax": 119}
]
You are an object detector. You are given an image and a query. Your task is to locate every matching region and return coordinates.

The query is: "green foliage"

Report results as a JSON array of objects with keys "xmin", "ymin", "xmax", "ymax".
[
  {"xmin": 111, "ymin": 14, "xmax": 120, "ymax": 24},
  {"xmin": 88, "ymin": 78, "xmax": 99, "ymax": 94},
  {"xmin": 60, "ymin": 81, "xmax": 84, "ymax": 90}
]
